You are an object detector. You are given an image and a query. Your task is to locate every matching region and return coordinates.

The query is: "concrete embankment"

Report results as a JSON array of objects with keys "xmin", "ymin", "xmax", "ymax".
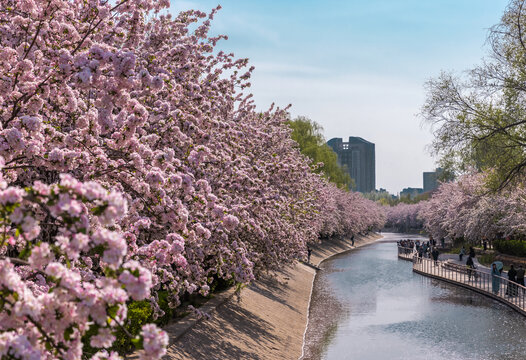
[{"xmin": 154, "ymin": 233, "xmax": 381, "ymax": 360}]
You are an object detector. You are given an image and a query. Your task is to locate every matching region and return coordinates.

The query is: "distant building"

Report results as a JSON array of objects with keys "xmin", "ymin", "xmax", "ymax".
[
  {"xmin": 423, "ymin": 168, "xmax": 443, "ymax": 193},
  {"xmin": 400, "ymin": 187, "xmax": 424, "ymax": 199},
  {"xmin": 327, "ymin": 136, "xmax": 375, "ymax": 192}
]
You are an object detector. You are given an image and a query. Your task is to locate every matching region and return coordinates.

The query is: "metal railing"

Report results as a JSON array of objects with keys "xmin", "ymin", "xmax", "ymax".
[
  {"xmin": 399, "ymin": 246, "xmax": 526, "ymax": 316},
  {"xmin": 397, "ymin": 245, "xmax": 414, "ymax": 261}
]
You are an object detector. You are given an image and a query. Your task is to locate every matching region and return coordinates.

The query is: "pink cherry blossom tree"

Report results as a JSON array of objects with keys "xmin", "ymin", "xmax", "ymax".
[
  {"xmin": 385, "ymin": 203, "xmax": 424, "ymax": 232},
  {"xmin": 418, "ymin": 172, "xmax": 526, "ymax": 244},
  {"xmin": 0, "ymin": 1, "xmax": 386, "ymax": 358}
]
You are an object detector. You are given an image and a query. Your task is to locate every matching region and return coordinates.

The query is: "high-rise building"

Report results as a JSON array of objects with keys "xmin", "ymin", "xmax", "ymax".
[
  {"xmin": 423, "ymin": 168, "xmax": 443, "ymax": 193},
  {"xmin": 327, "ymin": 136, "xmax": 375, "ymax": 192}
]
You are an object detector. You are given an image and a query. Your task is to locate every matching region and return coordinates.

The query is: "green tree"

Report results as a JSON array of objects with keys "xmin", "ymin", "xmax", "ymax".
[
  {"xmin": 422, "ymin": 0, "xmax": 526, "ymax": 191},
  {"xmin": 288, "ymin": 116, "xmax": 352, "ymax": 189},
  {"xmin": 398, "ymin": 192, "xmax": 431, "ymax": 204},
  {"xmin": 362, "ymin": 190, "xmax": 398, "ymax": 205}
]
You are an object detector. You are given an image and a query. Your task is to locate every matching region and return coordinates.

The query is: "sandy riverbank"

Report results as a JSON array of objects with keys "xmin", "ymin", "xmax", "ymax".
[{"xmin": 160, "ymin": 233, "xmax": 382, "ymax": 360}]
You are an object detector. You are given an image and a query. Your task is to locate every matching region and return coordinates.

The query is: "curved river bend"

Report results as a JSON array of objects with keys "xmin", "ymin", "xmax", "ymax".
[{"xmin": 303, "ymin": 233, "xmax": 526, "ymax": 360}]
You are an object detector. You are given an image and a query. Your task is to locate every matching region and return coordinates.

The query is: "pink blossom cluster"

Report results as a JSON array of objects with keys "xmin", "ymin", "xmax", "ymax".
[
  {"xmin": 0, "ymin": 0, "xmax": 385, "ymax": 357},
  {"xmin": 315, "ymin": 181, "xmax": 386, "ymax": 239},
  {"xmin": 0, "ymin": 173, "xmax": 164, "ymax": 359},
  {"xmin": 385, "ymin": 203, "xmax": 424, "ymax": 232},
  {"xmin": 418, "ymin": 172, "xmax": 526, "ymax": 242}
]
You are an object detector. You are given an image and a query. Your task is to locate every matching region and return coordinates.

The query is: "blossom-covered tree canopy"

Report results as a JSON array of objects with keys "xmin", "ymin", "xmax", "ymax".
[
  {"xmin": 385, "ymin": 171, "xmax": 526, "ymax": 246},
  {"xmin": 418, "ymin": 172, "xmax": 526, "ymax": 243},
  {"xmin": 0, "ymin": 1, "xmax": 385, "ymax": 359},
  {"xmin": 385, "ymin": 203, "xmax": 424, "ymax": 232}
]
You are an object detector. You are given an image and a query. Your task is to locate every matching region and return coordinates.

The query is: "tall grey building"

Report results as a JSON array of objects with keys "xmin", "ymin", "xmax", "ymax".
[
  {"xmin": 423, "ymin": 168, "xmax": 443, "ymax": 193},
  {"xmin": 327, "ymin": 137, "xmax": 375, "ymax": 192}
]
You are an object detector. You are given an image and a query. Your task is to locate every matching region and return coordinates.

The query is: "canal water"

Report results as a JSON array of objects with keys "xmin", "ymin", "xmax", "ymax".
[{"xmin": 302, "ymin": 233, "xmax": 526, "ymax": 360}]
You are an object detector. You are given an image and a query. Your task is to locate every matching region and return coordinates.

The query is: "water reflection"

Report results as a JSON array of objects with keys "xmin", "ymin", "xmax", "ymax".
[{"xmin": 303, "ymin": 233, "xmax": 526, "ymax": 360}]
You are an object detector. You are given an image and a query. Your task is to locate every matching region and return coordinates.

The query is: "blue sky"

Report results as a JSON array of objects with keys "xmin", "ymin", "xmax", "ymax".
[{"xmin": 170, "ymin": 0, "xmax": 508, "ymax": 194}]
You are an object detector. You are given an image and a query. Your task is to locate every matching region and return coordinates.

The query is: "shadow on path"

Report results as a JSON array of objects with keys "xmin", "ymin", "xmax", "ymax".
[
  {"xmin": 249, "ymin": 268, "xmax": 301, "ymax": 314},
  {"xmin": 167, "ymin": 300, "xmax": 280, "ymax": 360}
]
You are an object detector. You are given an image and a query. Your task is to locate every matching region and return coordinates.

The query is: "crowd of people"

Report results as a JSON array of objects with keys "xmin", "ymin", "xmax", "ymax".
[
  {"xmin": 397, "ymin": 239, "xmax": 416, "ymax": 254},
  {"xmin": 397, "ymin": 239, "xmax": 440, "ymax": 264}
]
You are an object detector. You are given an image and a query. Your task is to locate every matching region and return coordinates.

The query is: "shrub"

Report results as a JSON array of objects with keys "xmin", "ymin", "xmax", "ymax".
[
  {"xmin": 477, "ymin": 253, "xmax": 496, "ymax": 266},
  {"xmin": 494, "ymin": 239, "xmax": 526, "ymax": 257}
]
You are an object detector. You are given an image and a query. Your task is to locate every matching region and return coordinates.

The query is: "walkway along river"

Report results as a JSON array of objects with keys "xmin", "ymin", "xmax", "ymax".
[
  {"xmin": 302, "ymin": 233, "xmax": 526, "ymax": 360},
  {"xmin": 399, "ymin": 244, "xmax": 526, "ymax": 315}
]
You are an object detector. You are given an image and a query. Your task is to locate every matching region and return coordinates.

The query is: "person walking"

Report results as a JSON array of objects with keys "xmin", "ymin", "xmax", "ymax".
[
  {"xmin": 506, "ymin": 264, "xmax": 517, "ymax": 296},
  {"xmin": 307, "ymin": 246, "xmax": 312, "ymax": 263},
  {"xmin": 429, "ymin": 235, "xmax": 436, "ymax": 248},
  {"xmin": 418, "ymin": 245, "xmax": 424, "ymax": 259},
  {"xmin": 469, "ymin": 246, "xmax": 476, "ymax": 258},
  {"xmin": 459, "ymin": 246, "xmax": 466, "ymax": 262},
  {"xmin": 351, "ymin": 235, "xmax": 355, "ymax": 247},
  {"xmin": 466, "ymin": 256, "xmax": 475, "ymax": 280},
  {"xmin": 432, "ymin": 248, "xmax": 439, "ymax": 266},
  {"xmin": 492, "ymin": 263, "xmax": 501, "ymax": 295},
  {"xmin": 517, "ymin": 265, "xmax": 525, "ymax": 286}
]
